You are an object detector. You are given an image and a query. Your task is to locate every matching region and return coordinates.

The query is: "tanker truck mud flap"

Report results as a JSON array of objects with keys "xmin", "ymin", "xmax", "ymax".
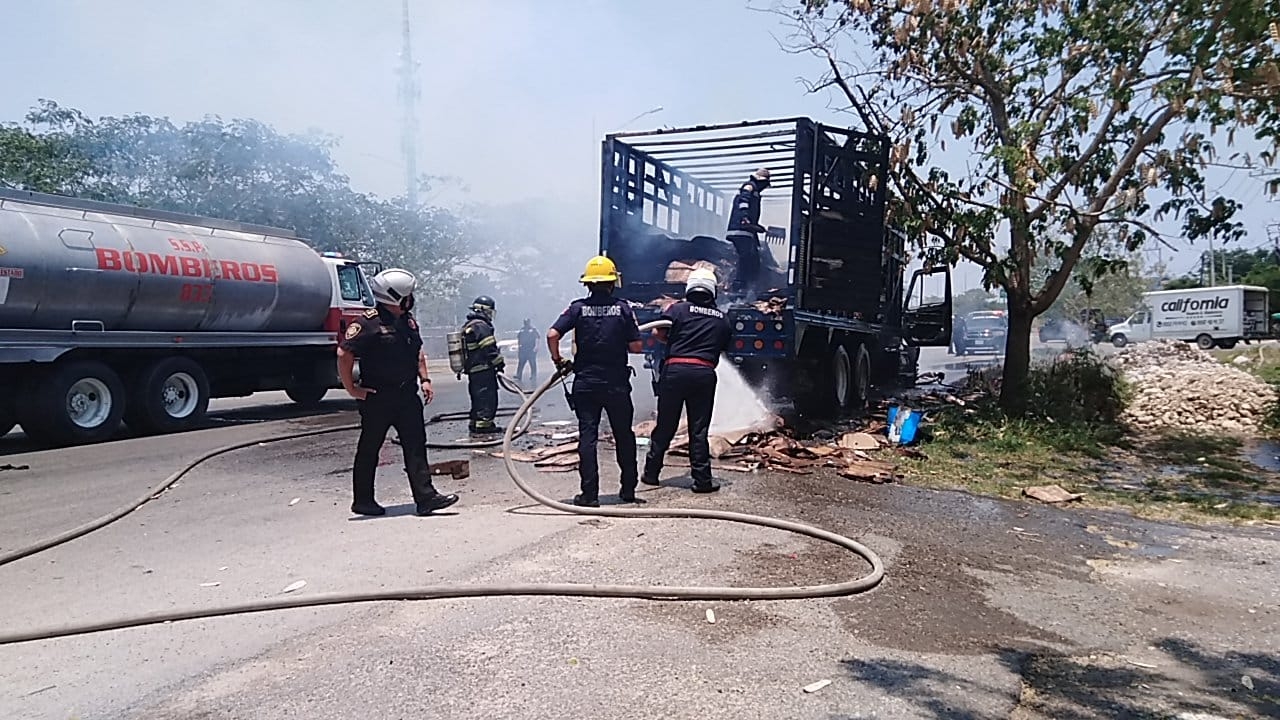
[
  {"xmin": 124, "ymin": 356, "xmax": 211, "ymax": 434},
  {"xmin": 16, "ymin": 360, "xmax": 127, "ymax": 446}
]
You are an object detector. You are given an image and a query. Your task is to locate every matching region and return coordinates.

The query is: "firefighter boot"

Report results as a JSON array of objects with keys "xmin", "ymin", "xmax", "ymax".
[
  {"xmin": 691, "ymin": 479, "xmax": 721, "ymax": 494},
  {"xmin": 415, "ymin": 491, "xmax": 460, "ymax": 515}
]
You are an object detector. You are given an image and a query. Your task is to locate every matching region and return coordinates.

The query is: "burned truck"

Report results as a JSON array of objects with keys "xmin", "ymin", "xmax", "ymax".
[{"xmin": 597, "ymin": 117, "xmax": 952, "ymax": 416}]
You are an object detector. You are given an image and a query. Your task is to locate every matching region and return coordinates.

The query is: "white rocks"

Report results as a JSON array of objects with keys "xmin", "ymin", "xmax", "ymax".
[{"xmin": 1108, "ymin": 340, "xmax": 1277, "ymax": 435}]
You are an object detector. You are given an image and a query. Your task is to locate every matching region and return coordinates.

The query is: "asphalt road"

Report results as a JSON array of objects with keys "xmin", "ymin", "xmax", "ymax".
[{"xmin": 3, "ymin": 348, "xmax": 1277, "ymax": 719}]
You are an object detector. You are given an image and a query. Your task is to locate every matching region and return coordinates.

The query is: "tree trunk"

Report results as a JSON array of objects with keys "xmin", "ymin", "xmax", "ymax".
[{"xmin": 999, "ymin": 293, "xmax": 1034, "ymax": 417}]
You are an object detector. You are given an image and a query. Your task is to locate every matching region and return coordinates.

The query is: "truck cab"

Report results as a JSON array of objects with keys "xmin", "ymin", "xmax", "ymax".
[
  {"xmin": 319, "ymin": 252, "xmax": 379, "ymax": 339},
  {"xmin": 1107, "ymin": 309, "xmax": 1153, "ymax": 348},
  {"xmin": 598, "ymin": 117, "xmax": 952, "ymax": 416}
]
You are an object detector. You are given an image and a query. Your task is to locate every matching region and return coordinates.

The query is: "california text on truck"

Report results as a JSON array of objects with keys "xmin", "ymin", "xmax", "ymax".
[
  {"xmin": 595, "ymin": 117, "xmax": 953, "ymax": 416},
  {"xmin": 0, "ymin": 188, "xmax": 381, "ymax": 447}
]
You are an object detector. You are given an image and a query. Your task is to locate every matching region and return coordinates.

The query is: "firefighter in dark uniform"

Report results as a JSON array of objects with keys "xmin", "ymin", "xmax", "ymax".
[
  {"xmin": 726, "ymin": 167, "xmax": 770, "ymax": 296},
  {"xmin": 516, "ymin": 318, "xmax": 539, "ymax": 384},
  {"xmin": 336, "ymin": 268, "xmax": 459, "ymax": 517},
  {"xmin": 461, "ymin": 295, "xmax": 505, "ymax": 435},
  {"xmin": 547, "ymin": 255, "xmax": 644, "ymax": 507},
  {"xmin": 641, "ymin": 268, "xmax": 732, "ymax": 493}
]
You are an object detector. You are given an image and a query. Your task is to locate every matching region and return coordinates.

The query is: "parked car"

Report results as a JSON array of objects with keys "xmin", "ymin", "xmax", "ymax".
[{"xmin": 955, "ymin": 314, "xmax": 1007, "ymax": 355}]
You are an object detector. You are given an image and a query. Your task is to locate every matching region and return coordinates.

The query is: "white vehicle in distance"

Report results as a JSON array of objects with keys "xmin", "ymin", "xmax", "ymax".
[{"xmin": 1107, "ymin": 285, "xmax": 1270, "ymax": 350}]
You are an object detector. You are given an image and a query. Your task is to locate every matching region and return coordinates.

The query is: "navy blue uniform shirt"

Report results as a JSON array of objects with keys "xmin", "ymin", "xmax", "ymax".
[
  {"xmin": 662, "ymin": 300, "xmax": 732, "ymax": 366},
  {"xmin": 340, "ymin": 306, "xmax": 423, "ymax": 391},
  {"xmin": 551, "ymin": 294, "xmax": 640, "ymax": 390}
]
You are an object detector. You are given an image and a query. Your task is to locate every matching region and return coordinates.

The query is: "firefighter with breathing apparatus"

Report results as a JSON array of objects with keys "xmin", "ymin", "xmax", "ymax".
[
  {"xmin": 337, "ymin": 268, "xmax": 460, "ymax": 516},
  {"xmin": 641, "ymin": 267, "xmax": 731, "ymax": 493},
  {"xmin": 458, "ymin": 295, "xmax": 505, "ymax": 436},
  {"xmin": 547, "ymin": 255, "xmax": 644, "ymax": 507}
]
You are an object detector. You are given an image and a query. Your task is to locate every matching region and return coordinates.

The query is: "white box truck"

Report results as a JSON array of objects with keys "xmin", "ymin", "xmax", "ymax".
[{"xmin": 1106, "ymin": 285, "xmax": 1270, "ymax": 350}]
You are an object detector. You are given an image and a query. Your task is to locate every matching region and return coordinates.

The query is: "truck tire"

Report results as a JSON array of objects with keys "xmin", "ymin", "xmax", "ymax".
[
  {"xmin": 17, "ymin": 361, "xmax": 127, "ymax": 446},
  {"xmin": 1195, "ymin": 334, "xmax": 1215, "ymax": 350},
  {"xmin": 125, "ymin": 357, "xmax": 211, "ymax": 434},
  {"xmin": 832, "ymin": 344, "xmax": 853, "ymax": 411},
  {"xmin": 1111, "ymin": 334, "xmax": 1127, "ymax": 348},
  {"xmin": 851, "ymin": 343, "xmax": 871, "ymax": 412},
  {"xmin": 285, "ymin": 383, "xmax": 329, "ymax": 407},
  {"xmin": 0, "ymin": 402, "xmax": 15, "ymax": 438}
]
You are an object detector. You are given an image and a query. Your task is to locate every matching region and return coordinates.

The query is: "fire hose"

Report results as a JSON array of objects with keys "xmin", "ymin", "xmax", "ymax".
[{"xmin": 0, "ymin": 320, "xmax": 885, "ymax": 646}]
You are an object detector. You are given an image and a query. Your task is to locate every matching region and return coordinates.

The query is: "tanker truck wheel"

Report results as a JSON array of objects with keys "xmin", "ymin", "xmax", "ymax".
[
  {"xmin": 17, "ymin": 361, "xmax": 127, "ymax": 446},
  {"xmin": 0, "ymin": 399, "xmax": 15, "ymax": 438},
  {"xmin": 285, "ymin": 383, "xmax": 328, "ymax": 407},
  {"xmin": 125, "ymin": 357, "xmax": 211, "ymax": 435}
]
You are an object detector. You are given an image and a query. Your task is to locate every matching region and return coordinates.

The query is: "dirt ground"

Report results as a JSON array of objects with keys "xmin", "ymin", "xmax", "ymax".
[{"xmin": 720, "ymin": 466, "xmax": 1280, "ymax": 719}]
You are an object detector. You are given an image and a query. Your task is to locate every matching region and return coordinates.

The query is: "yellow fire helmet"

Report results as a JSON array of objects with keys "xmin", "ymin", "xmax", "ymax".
[{"xmin": 580, "ymin": 254, "xmax": 621, "ymax": 286}]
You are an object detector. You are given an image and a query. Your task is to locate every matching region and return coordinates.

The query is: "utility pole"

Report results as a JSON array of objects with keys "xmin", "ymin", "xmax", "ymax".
[{"xmin": 397, "ymin": 0, "xmax": 421, "ymax": 207}]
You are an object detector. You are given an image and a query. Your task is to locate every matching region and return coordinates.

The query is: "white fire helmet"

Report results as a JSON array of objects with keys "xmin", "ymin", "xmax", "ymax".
[
  {"xmin": 370, "ymin": 268, "xmax": 417, "ymax": 307},
  {"xmin": 685, "ymin": 268, "xmax": 718, "ymax": 301}
]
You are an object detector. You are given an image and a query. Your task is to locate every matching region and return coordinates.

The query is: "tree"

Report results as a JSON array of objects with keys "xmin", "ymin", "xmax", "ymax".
[
  {"xmin": 0, "ymin": 100, "xmax": 469, "ymax": 290},
  {"xmin": 1039, "ymin": 227, "xmax": 1157, "ymax": 321},
  {"xmin": 788, "ymin": 0, "xmax": 1279, "ymax": 413}
]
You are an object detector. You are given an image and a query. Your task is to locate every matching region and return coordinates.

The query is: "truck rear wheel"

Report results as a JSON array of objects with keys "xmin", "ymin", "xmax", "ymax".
[
  {"xmin": 18, "ymin": 361, "xmax": 127, "ymax": 446},
  {"xmin": 851, "ymin": 343, "xmax": 871, "ymax": 412},
  {"xmin": 1195, "ymin": 334, "xmax": 1214, "ymax": 350},
  {"xmin": 125, "ymin": 357, "xmax": 211, "ymax": 434},
  {"xmin": 831, "ymin": 342, "xmax": 871, "ymax": 414},
  {"xmin": 832, "ymin": 344, "xmax": 853, "ymax": 411},
  {"xmin": 0, "ymin": 400, "xmax": 15, "ymax": 438},
  {"xmin": 285, "ymin": 383, "xmax": 329, "ymax": 407}
]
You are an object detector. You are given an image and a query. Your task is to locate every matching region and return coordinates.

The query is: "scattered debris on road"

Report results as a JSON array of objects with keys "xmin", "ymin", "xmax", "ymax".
[
  {"xmin": 802, "ymin": 679, "xmax": 831, "ymax": 694},
  {"xmin": 1023, "ymin": 484, "xmax": 1085, "ymax": 504},
  {"xmin": 492, "ymin": 407, "xmax": 923, "ymax": 482},
  {"xmin": 280, "ymin": 580, "xmax": 307, "ymax": 594},
  {"xmin": 429, "ymin": 459, "xmax": 470, "ymax": 479}
]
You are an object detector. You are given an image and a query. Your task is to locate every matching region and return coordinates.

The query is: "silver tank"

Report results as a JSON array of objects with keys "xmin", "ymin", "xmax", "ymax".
[{"xmin": 0, "ymin": 190, "xmax": 334, "ymax": 333}]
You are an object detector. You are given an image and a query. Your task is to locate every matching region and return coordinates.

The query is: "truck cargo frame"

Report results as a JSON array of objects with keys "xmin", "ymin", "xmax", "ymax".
[{"xmin": 597, "ymin": 117, "xmax": 951, "ymax": 415}]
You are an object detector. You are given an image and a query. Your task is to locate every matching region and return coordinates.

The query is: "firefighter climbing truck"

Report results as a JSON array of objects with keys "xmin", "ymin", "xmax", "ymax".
[
  {"xmin": 0, "ymin": 188, "xmax": 381, "ymax": 447},
  {"xmin": 597, "ymin": 117, "xmax": 953, "ymax": 416}
]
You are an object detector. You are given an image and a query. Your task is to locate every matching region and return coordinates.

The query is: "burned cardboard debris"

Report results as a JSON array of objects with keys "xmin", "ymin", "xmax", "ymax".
[
  {"xmin": 1023, "ymin": 485, "xmax": 1084, "ymax": 504},
  {"xmin": 502, "ymin": 399, "xmax": 955, "ymax": 477},
  {"xmin": 751, "ymin": 297, "xmax": 788, "ymax": 318}
]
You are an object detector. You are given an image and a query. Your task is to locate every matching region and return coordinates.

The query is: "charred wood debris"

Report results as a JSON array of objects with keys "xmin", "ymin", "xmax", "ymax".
[{"xmin": 488, "ymin": 386, "xmax": 969, "ymax": 484}]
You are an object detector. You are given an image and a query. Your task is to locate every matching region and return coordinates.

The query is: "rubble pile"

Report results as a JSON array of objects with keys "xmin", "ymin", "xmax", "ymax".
[
  {"xmin": 1108, "ymin": 339, "xmax": 1277, "ymax": 434},
  {"xmin": 492, "ymin": 416, "xmax": 915, "ymax": 483}
]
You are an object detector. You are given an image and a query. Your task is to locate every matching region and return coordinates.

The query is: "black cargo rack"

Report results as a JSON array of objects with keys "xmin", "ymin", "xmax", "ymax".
[{"xmin": 599, "ymin": 117, "xmax": 893, "ymax": 320}]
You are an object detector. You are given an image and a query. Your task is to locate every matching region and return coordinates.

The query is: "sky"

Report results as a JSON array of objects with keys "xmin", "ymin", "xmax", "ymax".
[{"xmin": 3, "ymin": 0, "xmax": 1277, "ymax": 296}]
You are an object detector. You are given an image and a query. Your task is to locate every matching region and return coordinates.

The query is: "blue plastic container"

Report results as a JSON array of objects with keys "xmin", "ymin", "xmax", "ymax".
[{"xmin": 887, "ymin": 406, "xmax": 923, "ymax": 445}]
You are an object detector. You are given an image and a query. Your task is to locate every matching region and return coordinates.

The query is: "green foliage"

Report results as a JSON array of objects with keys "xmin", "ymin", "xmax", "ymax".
[
  {"xmin": 1163, "ymin": 248, "xmax": 1280, "ymax": 298},
  {"xmin": 937, "ymin": 348, "xmax": 1128, "ymax": 452},
  {"xmin": 1040, "ymin": 227, "xmax": 1156, "ymax": 319},
  {"xmin": 0, "ymin": 100, "xmax": 469, "ymax": 290},
  {"xmin": 788, "ymin": 0, "xmax": 1280, "ymax": 413}
]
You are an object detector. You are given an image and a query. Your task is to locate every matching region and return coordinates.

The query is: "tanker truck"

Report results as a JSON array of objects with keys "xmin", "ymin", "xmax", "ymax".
[{"xmin": 0, "ymin": 188, "xmax": 381, "ymax": 447}]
